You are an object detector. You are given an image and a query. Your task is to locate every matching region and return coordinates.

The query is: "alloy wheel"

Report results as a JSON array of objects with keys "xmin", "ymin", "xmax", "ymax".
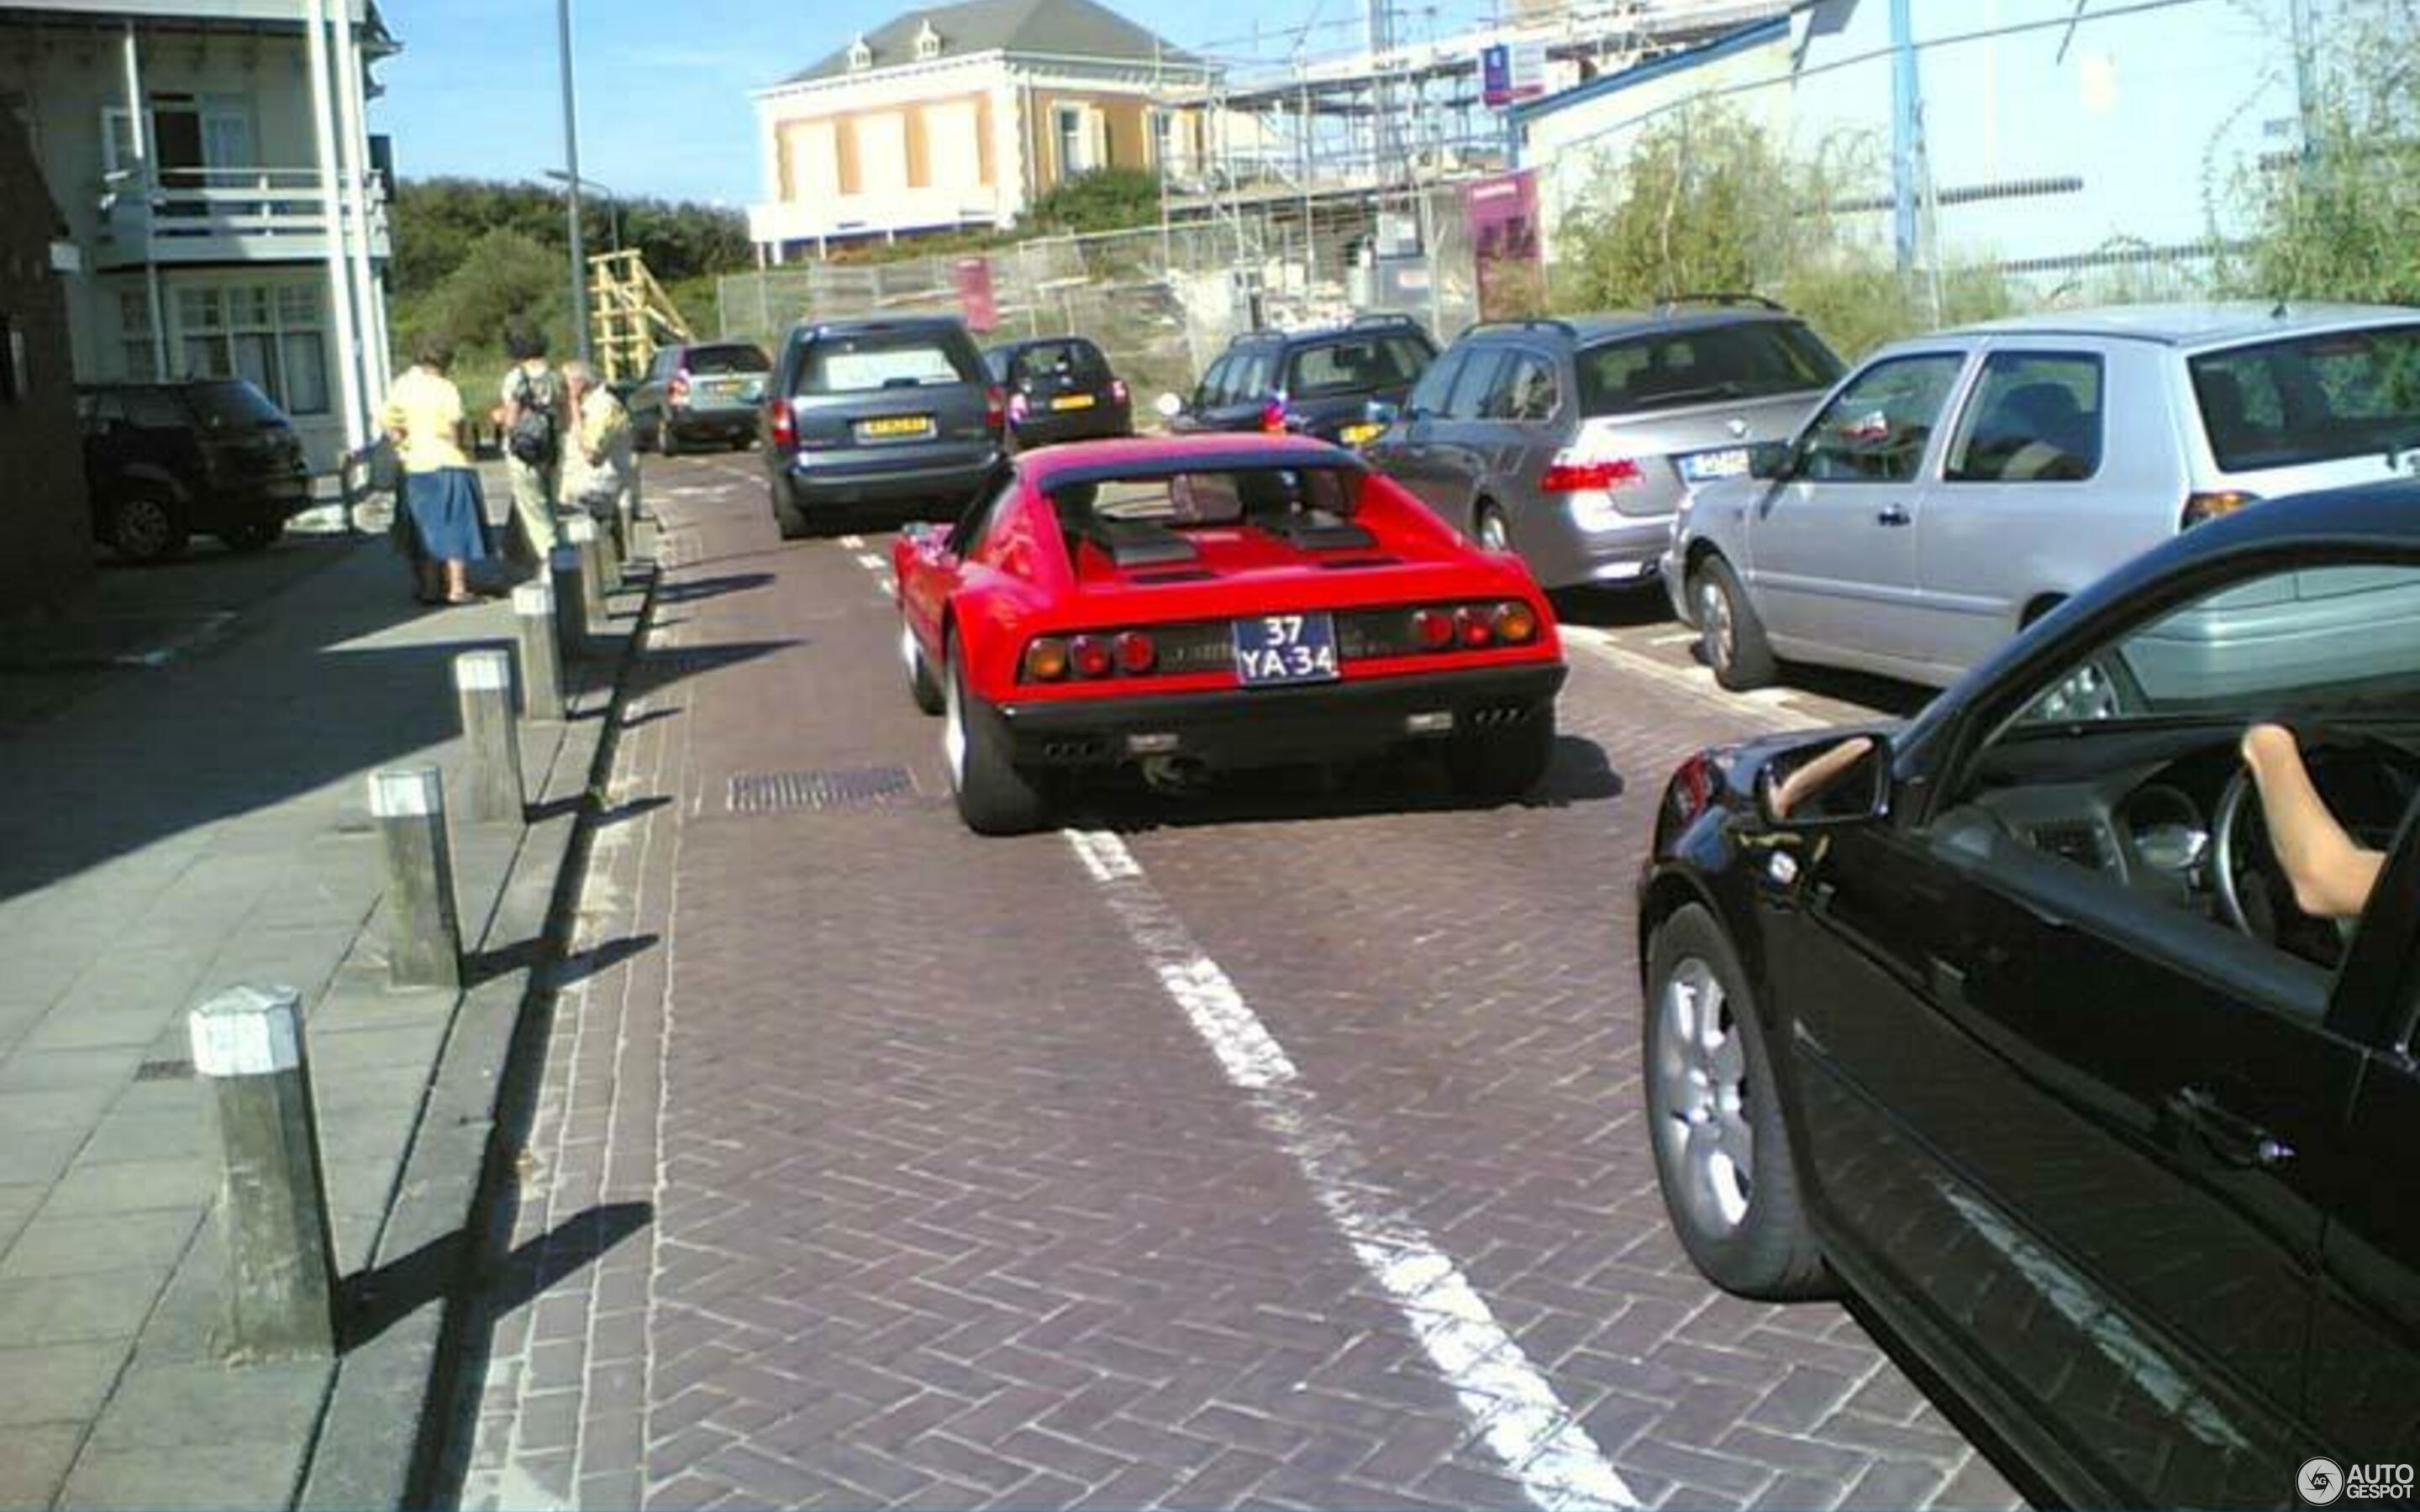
[
  {"xmin": 1697, "ymin": 577, "xmax": 1735, "ymax": 674},
  {"xmin": 942, "ymin": 649, "xmax": 968, "ymax": 788},
  {"xmin": 114, "ymin": 497, "xmax": 175, "ymax": 559},
  {"xmin": 1654, "ymin": 956, "xmax": 1754, "ymax": 1235}
]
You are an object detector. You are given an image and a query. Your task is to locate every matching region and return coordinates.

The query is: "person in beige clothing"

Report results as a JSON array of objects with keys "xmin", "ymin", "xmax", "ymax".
[
  {"xmin": 381, "ymin": 335, "xmax": 489, "ymax": 605},
  {"xmin": 562, "ymin": 360, "xmax": 638, "ymax": 549}
]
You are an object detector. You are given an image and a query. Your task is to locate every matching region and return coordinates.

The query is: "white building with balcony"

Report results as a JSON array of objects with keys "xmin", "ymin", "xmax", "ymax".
[{"xmin": 0, "ymin": 0, "xmax": 395, "ymax": 467}]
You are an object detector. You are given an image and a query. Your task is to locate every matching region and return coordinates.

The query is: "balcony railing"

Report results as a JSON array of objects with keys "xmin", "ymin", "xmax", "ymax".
[{"xmin": 92, "ymin": 166, "xmax": 391, "ymax": 269}]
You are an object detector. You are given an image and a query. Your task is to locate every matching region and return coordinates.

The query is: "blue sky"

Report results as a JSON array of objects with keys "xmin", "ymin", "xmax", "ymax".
[{"xmin": 371, "ymin": 0, "xmax": 1491, "ymax": 207}]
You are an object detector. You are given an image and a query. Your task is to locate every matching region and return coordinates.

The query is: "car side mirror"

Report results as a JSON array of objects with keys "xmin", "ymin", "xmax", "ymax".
[
  {"xmin": 1756, "ymin": 732, "xmax": 1889, "ymax": 827},
  {"xmin": 1747, "ymin": 439, "xmax": 1794, "ymax": 480},
  {"xmin": 1154, "ymin": 392, "xmax": 1184, "ymax": 420},
  {"xmin": 1365, "ymin": 399, "xmax": 1402, "ymax": 428}
]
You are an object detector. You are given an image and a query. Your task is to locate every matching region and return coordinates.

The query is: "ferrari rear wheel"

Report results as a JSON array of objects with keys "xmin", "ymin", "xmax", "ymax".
[
  {"xmin": 944, "ymin": 638, "xmax": 1049, "ymax": 835},
  {"xmin": 902, "ymin": 622, "xmax": 944, "ymax": 715},
  {"xmin": 1447, "ymin": 705, "xmax": 1555, "ymax": 798}
]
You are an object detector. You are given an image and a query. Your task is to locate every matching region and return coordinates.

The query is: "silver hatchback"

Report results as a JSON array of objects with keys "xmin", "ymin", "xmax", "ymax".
[
  {"xmin": 1666, "ymin": 302, "xmax": 2420, "ymax": 689},
  {"xmin": 1364, "ymin": 304, "xmax": 1844, "ymax": 589}
]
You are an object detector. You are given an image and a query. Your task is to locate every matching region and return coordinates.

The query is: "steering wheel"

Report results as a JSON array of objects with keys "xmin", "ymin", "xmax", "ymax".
[
  {"xmin": 2209, "ymin": 764, "xmax": 2270, "ymax": 940},
  {"xmin": 2212, "ymin": 730, "xmax": 2418, "ymax": 955}
]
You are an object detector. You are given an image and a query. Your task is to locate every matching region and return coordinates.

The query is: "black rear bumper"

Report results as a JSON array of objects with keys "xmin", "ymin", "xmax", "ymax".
[{"xmin": 997, "ymin": 662, "xmax": 1566, "ymax": 769}]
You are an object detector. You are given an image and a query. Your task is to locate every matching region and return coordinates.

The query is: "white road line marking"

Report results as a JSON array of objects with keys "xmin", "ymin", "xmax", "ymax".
[
  {"xmin": 1565, "ymin": 630, "xmax": 1807, "ymax": 736},
  {"xmin": 854, "ymin": 552, "xmax": 885, "ymax": 572},
  {"xmin": 1649, "ymin": 631, "xmax": 1697, "ymax": 647},
  {"xmin": 1065, "ymin": 829, "xmax": 1640, "ymax": 1512},
  {"xmin": 876, "ymin": 577, "xmax": 896, "ymax": 597},
  {"xmin": 839, "ymin": 533, "xmax": 866, "ymax": 549}
]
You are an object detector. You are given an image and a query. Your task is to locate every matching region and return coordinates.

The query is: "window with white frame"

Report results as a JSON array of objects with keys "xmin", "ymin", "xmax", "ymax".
[
  {"xmin": 1055, "ymin": 104, "xmax": 1091, "ymax": 177},
  {"xmin": 915, "ymin": 20, "xmax": 940, "ymax": 60},
  {"xmin": 118, "ymin": 290, "xmax": 158, "ymax": 378},
  {"xmin": 169, "ymin": 283, "xmax": 329, "ymax": 414},
  {"xmin": 848, "ymin": 34, "xmax": 871, "ymax": 71},
  {"xmin": 1151, "ymin": 108, "xmax": 1184, "ymax": 173}
]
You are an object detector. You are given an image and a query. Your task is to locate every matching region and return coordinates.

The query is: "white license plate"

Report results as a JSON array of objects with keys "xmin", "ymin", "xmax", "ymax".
[{"xmin": 1681, "ymin": 447, "xmax": 1750, "ymax": 482}]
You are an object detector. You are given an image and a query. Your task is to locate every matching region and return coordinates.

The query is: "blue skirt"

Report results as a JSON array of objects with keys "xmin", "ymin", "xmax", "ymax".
[{"xmin": 403, "ymin": 467, "xmax": 491, "ymax": 563}]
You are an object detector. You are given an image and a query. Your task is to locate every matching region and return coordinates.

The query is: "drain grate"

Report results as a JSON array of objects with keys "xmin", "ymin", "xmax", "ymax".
[
  {"xmin": 727, "ymin": 764, "xmax": 919, "ymax": 814},
  {"xmin": 134, "ymin": 1058, "xmax": 194, "ymax": 1082}
]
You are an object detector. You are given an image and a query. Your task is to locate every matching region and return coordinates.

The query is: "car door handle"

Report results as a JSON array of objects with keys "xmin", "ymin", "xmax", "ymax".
[
  {"xmin": 1876, "ymin": 505, "xmax": 1912, "ymax": 527},
  {"xmin": 2167, "ymin": 1084, "xmax": 2296, "ymax": 1169}
]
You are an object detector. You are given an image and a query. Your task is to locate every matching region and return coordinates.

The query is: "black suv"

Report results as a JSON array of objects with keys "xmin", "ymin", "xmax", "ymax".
[
  {"xmin": 982, "ymin": 336, "xmax": 1133, "ymax": 450},
  {"xmin": 79, "ymin": 380, "xmax": 313, "ymax": 561},
  {"xmin": 1165, "ymin": 314, "xmax": 1436, "ymax": 447},
  {"xmin": 759, "ymin": 317, "xmax": 1003, "ymax": 538}
]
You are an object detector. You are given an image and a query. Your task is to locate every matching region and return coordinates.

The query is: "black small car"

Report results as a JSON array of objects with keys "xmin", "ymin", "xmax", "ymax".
[
  {"xmin": 758, "ymin": 317, "xmax": 1002, "ymax": 539},
  {"xmin": 1638, "ymin": 481, "xmax": 2420, "ymax": 1506},
  {"xmin": 1165, "ymin": 314, "xmax": 1435, "ymax": 447},
  {"xmin": 630, "ymin": 340, "xmax": 771, "ymax": 455},
  {"xmin": 79, "ymin": 380, "xmax": 313, "ymax": 561},
  {"xmin": 981, "ymin": 336, "xmax": 1132, "ymax": 450}
]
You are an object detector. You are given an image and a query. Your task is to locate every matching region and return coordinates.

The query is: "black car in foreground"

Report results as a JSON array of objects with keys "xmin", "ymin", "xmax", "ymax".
[
  {"xmin": 1638, "ymin": 481, "xmax": 2420, "ymax": 1507},
  {"xmin": 982, "ymin": 335, "xmax": 1132, "ymax": 450},
  {"xmin": 79, "ymin": 380, "xmax": 313, "ymax": 561},
  {"xmin": 760, "ymin": 317, "xmax": 1002, "ymax": 539},
  {"xmin": 1164, "ymin": 313, "xmax": 1435, "ymax": 447}
]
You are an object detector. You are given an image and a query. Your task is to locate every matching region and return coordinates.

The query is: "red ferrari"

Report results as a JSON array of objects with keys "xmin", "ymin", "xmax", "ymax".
[{"xmin": 892, "ymin": 434, "xmax": 1568, "ymax": 834}]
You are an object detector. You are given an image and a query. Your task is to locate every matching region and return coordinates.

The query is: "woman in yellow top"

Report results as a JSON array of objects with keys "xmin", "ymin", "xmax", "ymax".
[{"xmin": 381, "ymin": 335, "xmax": 490, "ymax": 605}]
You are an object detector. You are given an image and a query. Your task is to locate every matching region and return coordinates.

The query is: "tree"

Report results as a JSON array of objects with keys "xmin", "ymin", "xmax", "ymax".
[{"xmin": 1025, "ymin": 167, "xmax": 1164, "ymax": 235}]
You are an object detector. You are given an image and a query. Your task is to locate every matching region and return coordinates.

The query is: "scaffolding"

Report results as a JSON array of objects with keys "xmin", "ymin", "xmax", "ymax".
[{"xmin": 587, "ymin": 249, "xmax": 695, "ymax": 382}]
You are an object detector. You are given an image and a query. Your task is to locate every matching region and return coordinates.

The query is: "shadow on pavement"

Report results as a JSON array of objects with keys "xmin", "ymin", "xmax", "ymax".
[
  {"xmin": 1548, "ymin": 582, "xmax": 1674, "ymax": 630},
  {"xmin": 652, "ymin": 571, "xmax": 775, "ymax": 607},
  {"xmin": 339, "ymin": 1200, "xmax": 652, "ymax": 1353}
]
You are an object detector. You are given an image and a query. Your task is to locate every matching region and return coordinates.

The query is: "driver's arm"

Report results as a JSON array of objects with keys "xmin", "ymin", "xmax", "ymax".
[
  {"xmin": 2240, "ymin": 723, "xmax": 2386, "ymax": 920},
  {"xmin": 1770, "ymin": 736, "xmax": 1875, "ymax": 821}
]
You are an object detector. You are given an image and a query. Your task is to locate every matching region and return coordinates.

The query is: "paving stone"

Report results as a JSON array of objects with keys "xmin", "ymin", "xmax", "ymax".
[
  {"xmin": 0, "ymin": 1419, "xmax": 82, "ymax": 1507},
  {"xmin": 0, "ymin": 1341, "xmax": 125, "ymax": 1425},
  {"xmin": 86, "ymin": 1359, "xmax": 329, "ymax": 1451},
  {"xmin": 0, "ymin": 1264, "xmax": 174, "ymax": 1346},
  {"xmin": 41, "ymin": 1157, "xmax": 211, "ymax": 1216},
  {"xmin": 57, "ymin": 1437, "xmax": 310, "ymax": 1511}
]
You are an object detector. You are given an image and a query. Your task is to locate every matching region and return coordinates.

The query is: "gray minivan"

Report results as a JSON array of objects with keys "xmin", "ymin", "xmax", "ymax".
[
  {"xmin": 760, "ymin": 317, "xmax": 1004, "ymax": 538},
  {"xmin": 1363, "ymin": 304, "xmax": 1844, "ymax": 589}
]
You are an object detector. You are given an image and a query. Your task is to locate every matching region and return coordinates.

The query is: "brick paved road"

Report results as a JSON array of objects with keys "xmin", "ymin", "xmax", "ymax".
[{"xmin": 447, "ymin": 454, "xmax": 2025, "ymax": 1511}]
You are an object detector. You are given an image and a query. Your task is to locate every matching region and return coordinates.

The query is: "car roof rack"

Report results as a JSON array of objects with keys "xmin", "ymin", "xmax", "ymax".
[
  {"xmin": 1461, "ymin": 318, "xmax": 1579, "ymax": 339},
  {"xmin": 1653, "ymin": 291, "xmax": 1786, "ymax": 314}
]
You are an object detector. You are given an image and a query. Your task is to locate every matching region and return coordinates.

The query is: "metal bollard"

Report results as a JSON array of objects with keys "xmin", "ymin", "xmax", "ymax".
[
  {"xmin": 452, "ymin": 649, "xmax": 524, "ymax": 825},
  {"xmin": 191, "ymin": 984, "xmax": 338, "ymax": 1361},
  {"xmin": 369, "ymin": 766, "xmax": 461, "ymax": 990},
  {"xmin": 566, "ymin": 517, "xmax": 608, "ymax": 639},
  {"xmin": 511, "ymin": 580, "xmax": 564, "ymax": 721},
  {"xmin": 549, "ymin": 544, "xmax": 587, "ymax": 661}
]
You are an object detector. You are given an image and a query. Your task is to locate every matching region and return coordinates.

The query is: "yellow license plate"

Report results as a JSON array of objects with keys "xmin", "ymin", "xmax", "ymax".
[
  {"xmin": 1339, "ymin": 421, "xmax": 1383, "ymax": 446},
  {"xmin": 857, "ymin": 414, "xmax": 934, "ymax": 440},
  {"xmin": 1050, "ymin": 393, "xmax": 1097, "ymax": 412}
]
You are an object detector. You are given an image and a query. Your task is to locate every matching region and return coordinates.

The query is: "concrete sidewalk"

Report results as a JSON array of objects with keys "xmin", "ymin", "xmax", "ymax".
[{"xmin": 0, "ymin": 515, "xmax": 652, "ymax": 1509}]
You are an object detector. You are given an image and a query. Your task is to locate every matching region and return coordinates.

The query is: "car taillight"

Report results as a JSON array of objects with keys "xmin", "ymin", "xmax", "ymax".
[
  {"xmin": 1491, "ymin": 601, "xmax": 1539, "ymax": 644},
  {"xmin": 1070, "ymin": 634, "xmax": 1114, "ymax": 679},
  {"xmin": 1110, "ymin": 379, "xmax": 1129, "ymax": 404},
  {"xmin": 1540, "ymin": 455, "xmax": 1644, "ymax": 492},
  {"xmin": 1023, "ymin": 637, "xmax": 1070, "ymax": 681},
  {"xmin": 668, "ymin": 371, "xmax": 690, "ymax": 407},
  {"xmin": 1454, "ymin": 606, "xmax": 1495, "ymax": 648},
  {"xmin": 1114, "ymin": 631, "xmax": 1156, "ymax": 674},
  {"xmin": 1670, "ymin": 752, "xmax": 1716, "ymax": 827},
  {"xmin": 1008, "ymin": 391, "xmax": 1030, "ymax": 423},
  {"xmin": 1260, "ymin": 397, "xmax": 1287, "ymax": 433},
  {"xmin": 767, "ymin": 398, "xmax": 797, "ymax": 450},
  {"xmin": 1412, "ymin": 607, "xmax": 1455, "ymax": 650},
  {"xmin": 2182, "ymin": 490, "xmax": 2259, "ymax": 528},
  {"xmin": 986, "ymin": 385, "xmax": 1007, "ymax": 432}
]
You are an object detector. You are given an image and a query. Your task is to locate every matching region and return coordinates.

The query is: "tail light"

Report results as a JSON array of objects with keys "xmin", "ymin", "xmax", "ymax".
[
  {"xmin": 1412, "ymin": 608, "xmax": 1455, "ymax": 649},
  {"xmin": 767, "ymin": 397, "xmax": 797, "ymax": 451},
  {"xmin": 1023, "ymin": 637, "xmax": 1071, "ymax": 681},
  {"xmin": 1008, "ymin": 391, "xmax": 1030, "ymax": 423},
  {"xmin": 1670, "ymin": 752, "xmax": 1716, "ymax": 828},
  {"xmin": 1110, "ymin": 379, "xmax": 1129, "ymax": 405},
  {"xmin": 1114, "ymin": 631, "xmax": 1156, "ymax": 673},
  {"xmin": 1260, "ymin": 396, "xmax": 1288, "ymax": 434},
  {"xmin": 1491, "ymin": 601, "xmax": 1539, "ymax": 644},
  {"xmin": 1540, "ymin": 455, "xmax": 1644, "ymax": 493},
  {"xmin": 986, "ymin": 385, "xmax": 1007, "ymax": 432},
  {"xmin": 668, "ymin": 371, "xmax": 691, "ymax": 408},
  {"xmin": 1070, "ymin": 635, "xmax": 1114, "ymax": 679},
  {"xmin": 2182, "ymin": 490, "xmax": 2259, "ymax": 528},
  {"xmin": 1454, "ymin": 606, "xmax": 1496, "ymax": 648}
]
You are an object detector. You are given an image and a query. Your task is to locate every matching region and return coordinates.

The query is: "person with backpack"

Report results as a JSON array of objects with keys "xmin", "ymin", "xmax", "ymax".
[{"xmin": 498, "ymin": 318, "xmax": 566, "ymax": 566}]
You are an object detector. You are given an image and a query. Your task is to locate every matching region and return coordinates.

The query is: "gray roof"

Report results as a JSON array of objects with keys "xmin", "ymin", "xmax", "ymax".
[
  {"xmin": 1945, "ymin": 301, "xmax": 2420, "ymax": 349},
  {"xmin": 785, "ymin": 0, "xmax": 1197, "ymax": 85}
]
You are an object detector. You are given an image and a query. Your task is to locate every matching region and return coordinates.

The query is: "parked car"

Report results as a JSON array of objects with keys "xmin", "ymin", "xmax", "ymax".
[
  {"xmin": 1161, "ymin": 314, "xmax": 1436, "ymax": 447},
  {"xmin": 1666, "ymin": 301, "xmax": 2420, "ymax": 690},
  {"xmin": 1636, "ymin": 480, "xmax": 2420, "ymax": 1508},
  {"xmin": 758, "ymin": 317, "xmax": 1002, "ymax": 538},
  {"xmin": 982, "ymin": 336, "xmax": 1134, "ymax": 449},
  {"xmin": 890, "ymin": 433, "xmax": 1567, "ymax": 833},
  {"xmin": 78, "ymin": 379, "xmax": 312, "ymax": 562},
  {"xmin": 632, "ymin": 339, "xmax": 771, "ymax": 454}
]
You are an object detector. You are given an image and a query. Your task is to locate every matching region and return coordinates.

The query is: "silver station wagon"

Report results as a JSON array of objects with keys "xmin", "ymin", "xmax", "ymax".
[{"xmin": 1665, "ymin": 302, "xmax": 2420, "ymax": 689}]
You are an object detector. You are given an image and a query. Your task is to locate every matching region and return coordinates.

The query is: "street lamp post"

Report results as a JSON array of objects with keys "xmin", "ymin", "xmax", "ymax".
[
  {"xmin": 544, "ymin": 169, "xmax": 619, "ymax": 253},
  {"xmin": 555, "ymin": 0, "xmax": 591, "ymax": 363}
]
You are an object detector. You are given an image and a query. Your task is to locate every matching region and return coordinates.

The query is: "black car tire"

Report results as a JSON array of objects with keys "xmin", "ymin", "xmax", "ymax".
[
  {"xmin": 902, "ymin": 623, "xmax": 944, "ymax": 716},
  {"xmin": 634, "ymin": 414, "xmax": 657, "ymax": 454},
  {"xmin": 659, "ymin": 423, "xmax": 683, "ymax": 458},
  {"xmin": 1446, "ymin": 705, "xmax": 1555, "ymax": 797},
  {"xmin": 771, "ymin": 478, "xmax": 812, "ymax": 540},
  {"xmin": 1644, "ymin": 904, "xmax": 1830, "ymax": 1300},
  {"xmin": 222, "ymin": 520, "xmax": 285, "ymax": 553},
  {"xmin": 1695, "ymin": 556, "xmax": 1777, "ymax": 691},
  {"xmin": 944, "ymin": 637, "xmax": 1048, "ymax": 836},
  {"xmin": 106, "ymin": 491, "xmax": 190, "ymax": 563}
]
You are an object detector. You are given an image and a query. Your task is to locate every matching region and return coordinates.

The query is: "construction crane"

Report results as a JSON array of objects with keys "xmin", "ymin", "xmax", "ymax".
[{"xmin": 587, "ymin": 249, "xmax": 695, "ymax": 383}]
